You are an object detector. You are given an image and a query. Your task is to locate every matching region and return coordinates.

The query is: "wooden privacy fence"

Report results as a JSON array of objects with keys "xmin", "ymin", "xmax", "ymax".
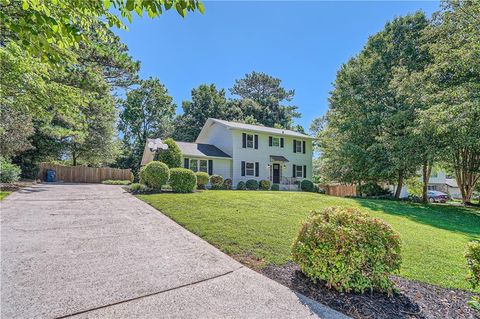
[
  {"xmin": 38, "ymin": 163, "xmax": 133, "ymax": 183},
  {"xmin": 320, "ymin": 183, "xmax": 357, "ymax": 197}
]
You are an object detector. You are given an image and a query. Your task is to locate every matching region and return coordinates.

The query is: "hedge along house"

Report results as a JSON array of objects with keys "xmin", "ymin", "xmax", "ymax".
[{"xmin": 141, "ymin": 118, "xmax": 314, "ymax": 190}]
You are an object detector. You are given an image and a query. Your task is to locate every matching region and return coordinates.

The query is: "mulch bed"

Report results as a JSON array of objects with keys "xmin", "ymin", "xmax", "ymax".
[{"xmin": 260, "ymin": 262, "xmax": 479, "ymax": 319}]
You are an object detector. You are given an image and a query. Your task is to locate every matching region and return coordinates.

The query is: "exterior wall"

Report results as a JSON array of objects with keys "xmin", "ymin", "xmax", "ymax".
[
  {"xmin": 230, "ymin": 130, "xmax": 312, "ymax": 187},
  {"xmin": 426, "ymin": 170, "xmax": 446, "ymax": 184},
  {"xmin": 195, "ymin": 123, "xmax": 233, "ymax": 156},
  {"xmin": 181, "ymin": 156, "xmax": 232, "ymax": 180}
]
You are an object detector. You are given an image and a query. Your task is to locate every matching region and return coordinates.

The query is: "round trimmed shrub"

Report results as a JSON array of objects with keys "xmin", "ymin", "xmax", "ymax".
[
  {"xmin": 259, "ymin": 180, "xmax": 271, "ymax": 190},
  {"xmin": 271, "ymin": 183, "xmax": 280, "ymax": 191},
  {"xmin": 155, "ymin": 138, "xmax": 182, "ymax": 168},
  {"xmin": 210, "ymin": 174, "xmax": 224, "ymax": 190},
  {"xmin": 0, "ymin": 157, "xmax": 21, "ymax": 183},
  {"xmin": 246, "ymin": 179, "xmax": 259, "ymax": 190},
  {"xmin": 139, "ymin": 161, "xmax": 169, "ymax": 190},
  {"xmin": 300, "ymin": 179, "xmax": 315, "ymax": 192},
  {"xmin": 223, "ymin": 178, "xmax": 232, "ymax": 190},
  {"xmin": 195, "ymin": 172, "xmax": 210, "ymax": 189},
  {"xmin": 169, "ymin": 168, "xmax": 197, "ymax": 193},
  {"xmin": 236, "ymin": 181, "xmax": 246, "ymax": 190},
  {"xmin": 292, "ymin": 207, "xmax": 401, "ymax": 294},
  {"xmin": 466, "ymin": 240, "xmax": 480, "ymax": 290}
]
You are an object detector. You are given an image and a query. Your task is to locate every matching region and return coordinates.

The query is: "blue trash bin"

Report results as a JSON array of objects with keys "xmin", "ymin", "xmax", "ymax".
[{"xmin": 46, "ymin": 169, "xmax": 56, "ymax": 182}]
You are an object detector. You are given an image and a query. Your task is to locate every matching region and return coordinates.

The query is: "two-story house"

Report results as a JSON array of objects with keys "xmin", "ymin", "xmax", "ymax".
[{"xmin": 141, "ymin": 118, "xmax": 314, "ymax": 189}]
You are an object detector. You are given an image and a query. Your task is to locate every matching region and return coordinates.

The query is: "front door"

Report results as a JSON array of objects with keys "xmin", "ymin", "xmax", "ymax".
[{"xmin": 272, "ymin": 164, "xmax": 280, "ymax": 184}]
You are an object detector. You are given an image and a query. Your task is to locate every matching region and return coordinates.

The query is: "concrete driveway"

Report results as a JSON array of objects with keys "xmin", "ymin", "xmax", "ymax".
[{"xmin": 1, "ymin": 183, "xmax": 347, "ymax": 319}]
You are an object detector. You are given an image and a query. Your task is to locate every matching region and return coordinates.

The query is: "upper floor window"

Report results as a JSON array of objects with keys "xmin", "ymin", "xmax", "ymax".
[
  {"xmin": 272, "ymin": 137, "xmax": 279, "ymax": 147},
  {"xmin": 294, "ymin": 140, "xmax": 303, "ymax": 153},
  {"xmin": 246, "ymin": 134, "xmax": 254, "ymax": 148}
]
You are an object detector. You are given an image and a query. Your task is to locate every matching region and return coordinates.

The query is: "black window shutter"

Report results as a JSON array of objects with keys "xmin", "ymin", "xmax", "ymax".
[
  {"xmin": 293, "ymin": 140, "xmax": 296, "ymax": 153},
  {"xmin": 280, "ymin": 138, "xmax": 284, "ymax": 148},
  {"xmin": 255, "ymin": 162, "xmax": 259, "ymax": 177},
  {"xmin": 303, "ymin": 165, "xmax": 307, "ymax": 178},
  {"xmin": 242, "ymin": 133, "xmax": 246, "ymax": 148},
  {"xmin": 208, "ymin": 160, "xmax": 213, "ymax": 175},
  {"xmin": 269, "ymin": 136, "xmax": 272, "ymax": 146},
  {"xmin": 302, "ymin": 141, "xmax": 306, "ymax": 154},
  {"xmin": 292, "ymin": 164, "xmax": 296, "ymax": 178},
  {"xmin": 254, "ymin": 134, "xmax": 258, "ymax": 149},
  {"xmin": 184, "ymin": 158, "xmax": 189, "ymax": 169},
  {"xmin": 241, "ymin": 161, "xmax": 245, "ymax": 176}
]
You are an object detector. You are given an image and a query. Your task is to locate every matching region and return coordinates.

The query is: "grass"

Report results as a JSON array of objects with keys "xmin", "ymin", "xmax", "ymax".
[
  {"xmin": 138, "ymin": 191, "xmax": 480, "ymax": 291},
  {"xmin": 0, "ymin": 191, "xmax": 11, "ymax": 200}
]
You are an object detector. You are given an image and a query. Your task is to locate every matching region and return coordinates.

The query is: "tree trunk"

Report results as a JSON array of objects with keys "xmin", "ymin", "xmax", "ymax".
[
  {"xmin": 394, "ymin": 171, "xmax": 404, "ymax": 199},
  {"xmin": 453, "ymin": 147, "xmax": 480, "ymax": 205},
  {"xmin": 422, "ymin": 160, "xmax": 432, "ymax": 203},
  {"xmin": 72, "ymin": 147, "xmax": 77, "ymax": 166}
]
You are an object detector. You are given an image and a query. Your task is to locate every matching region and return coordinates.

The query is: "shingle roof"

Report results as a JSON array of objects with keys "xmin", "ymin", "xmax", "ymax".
[
  {"xmin": 209, "ymin": 118, "xmax": 314, "ymax": 139},
  {"xmin": 176, "ymin": 141, "xmax": 231, "ymax": 158}
]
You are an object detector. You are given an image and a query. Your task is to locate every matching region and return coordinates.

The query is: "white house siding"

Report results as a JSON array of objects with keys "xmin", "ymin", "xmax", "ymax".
[
  {"xmin": 181, "ymin": 156, "xmax": 232, "ymax": 180},
  {"xmin": 195, "ymin": 123, "xmax": 233, "ymax": 156},
  {"xmin": 230, "ymin": 130, "xmax": 312, "ymax": 186}
]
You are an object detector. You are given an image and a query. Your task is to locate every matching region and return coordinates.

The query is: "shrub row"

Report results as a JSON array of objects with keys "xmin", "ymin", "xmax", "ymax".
[{"xmin": 0, "ymin": 157, "xmax": 21, "ymax": 183}]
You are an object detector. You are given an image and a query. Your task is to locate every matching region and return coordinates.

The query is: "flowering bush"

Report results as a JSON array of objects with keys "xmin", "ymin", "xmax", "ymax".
[
  {"xmin": 259, "ymin": 180, "xmax": 271, "ymax": 190},
  {"xmin": 210, "ymin": 174, "xmax": 224, "ymax": 190},
  {"xmin": 195, "ymin": 172, "xmax": 209, "ymax": 189}
]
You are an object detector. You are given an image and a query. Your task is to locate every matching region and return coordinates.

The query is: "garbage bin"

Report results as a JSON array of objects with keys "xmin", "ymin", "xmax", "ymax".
[{"xmin": 46, "ymin": 169, "xmax": 56, "ymax": 182}]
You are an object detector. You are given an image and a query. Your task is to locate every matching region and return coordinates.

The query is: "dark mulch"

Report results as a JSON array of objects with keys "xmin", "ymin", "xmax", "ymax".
[{"xmin": 260, "ymin": 262, "xmax": 480, "ymax": 319}]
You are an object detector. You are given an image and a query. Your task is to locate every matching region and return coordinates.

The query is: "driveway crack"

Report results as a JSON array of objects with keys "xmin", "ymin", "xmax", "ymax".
[{"xmin": 54, "ymin": 266, "xmax": 243, "ymax": 319}]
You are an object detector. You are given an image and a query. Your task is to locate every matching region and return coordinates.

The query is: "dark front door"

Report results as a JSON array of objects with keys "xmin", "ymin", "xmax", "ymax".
[{"xmin": 272, "ymin": 164, "xmax": 280, "ymax": 184}]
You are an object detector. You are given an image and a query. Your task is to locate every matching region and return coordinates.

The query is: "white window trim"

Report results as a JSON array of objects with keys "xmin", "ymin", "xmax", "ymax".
[
  {"xmin": 296, "ymin": 165, "xmax": 303, "ymax": 178},
  {"xmin": 295, "ymin": 141, "xmax": 303, "ymax": 153},
  {"xmin": 246, "ymin": 133, "xmax": 254, "ymax": 149},
  {"xmin": 245, "ymin": 161, "xmax": 255, "ymax": 176},
  {"xmin": 271, "ymin": 137, "xmax": 280, "ymax": 147}
]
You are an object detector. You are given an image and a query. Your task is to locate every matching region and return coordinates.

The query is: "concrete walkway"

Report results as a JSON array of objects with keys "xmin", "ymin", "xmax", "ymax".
[{"xmin": 1, "ymin": 184, "xmax": 348, "ymax": 319}]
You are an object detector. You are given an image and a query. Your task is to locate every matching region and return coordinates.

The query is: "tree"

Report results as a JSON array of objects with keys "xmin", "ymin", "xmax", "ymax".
[
  {"xmin": 394, "ymin": 0, "xmax": 480, "ymax": 204},
  {"xmin": 155, "ymin": 138, "xmax": 181, "ymax": 168},
  {"xmin": 314, "ymin": 12, "xmax": 430, "ymax": 198},
  {"xmin": 230, "ymin": 71, "xmax": 301, "ymax": 129},
  {"xmin": 172, "ymin": 84, "xmax": 234, "ymax": 142},
  {"xmin": 118, "ymin": 78, "xmax": 176, "ymax": 174},
  {"xmin": 0, "ymin": 0, "xmax": 204, "ymax": 64}
]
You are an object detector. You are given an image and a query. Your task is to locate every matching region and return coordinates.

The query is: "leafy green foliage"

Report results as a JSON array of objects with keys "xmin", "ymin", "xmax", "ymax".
[
  {"xmin": 156, "ymin": 138, "xmax": 181, "ymax": 168},
  {"xmin": 300, "ymin": 179, "xmax": 315, "ymax": 192},
  {"xmin": 405, "ymin": 177, "xmax": 422, "ymax": 198},
  {"xmin": 259, "ymin": 180, "xmax": 271, "ymax": 190},
  {"xmin": 118, "ymin": 78, "xmax": 176, "ymax": 176},
  {"xmin": 357, "ymin": 182, "xmax": 391, "ymax": 197},
  {"xmin": 246, "ymin": 179, "xmax": 259, "ymax": 190},
  {"xmin": 128, "ymin": 182, "xmax": 149, "ymax": 193},
  {"xmin": 270, "ymin": 183, "xmax": 280, "ymax": 191},
  {"xmin": 195, "ymin": 172, "xmax": 209, "ymax": 189},
  {"xmin": 223, "ymin": 178, "xmax": 232, "ymax": 190},
  {"xmin": 140, "ymin": 161, "xmax": 169, "ymax": 190},
  {"xmin": 230, "ymin": 71, "xmax": 300, "ymax": 129},
  {"xmin": 292, "ymin": 207, "xmax": 402, "ymax": 294},
  {"xmin": 236, "ymin": 181, "xmax": 246, "ymax": 190},
  {"xmin": 0, "ymin": 0, "xmax": 204, "ymax": 64},
  {"xmin": 0, "ymin": 157, "xmax": 21, "ymax": 183},
  {"xmin": 101, "ymin": 180, "xmax": 131, "ymax": 185},
  {"xmin": 466, "ymin": 241, "xmax": 480, "ymax": 289},
  {"xmin": 209, "ymin": 174, "xmax": 224, "ymax": 190},
  {"xmin": 169, "ymin": 168, "xmax": 197, "ymax": 193}
]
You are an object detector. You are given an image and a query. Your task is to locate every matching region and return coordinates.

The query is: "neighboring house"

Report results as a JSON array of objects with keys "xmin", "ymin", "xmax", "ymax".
[
  {"xmin": 141, "ymin": 118, "xmax": 314, "ymax": 189},
  {"xmin": 392, "ymin": 170, "xmax": 462, "ymax": 199}
]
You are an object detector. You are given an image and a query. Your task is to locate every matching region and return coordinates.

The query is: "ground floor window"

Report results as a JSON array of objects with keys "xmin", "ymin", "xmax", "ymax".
[
  {"xmin": 199, "ymin": 160, "xmax": 208, "ymax": 173},
  {"xmin": 296, "ymin": 165, "xmax": 303, "ymax": 178},
  {"xmin": 246, "ymin": 162, "xmax": 255, "ymax": 176},
  {"xmin": 427, "ymin": 185, "xmax": 436, "ymax": 191}
]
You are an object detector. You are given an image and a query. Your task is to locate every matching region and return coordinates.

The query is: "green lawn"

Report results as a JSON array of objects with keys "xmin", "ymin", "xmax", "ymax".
[
  {"xmin": 138, "ymin": 191, "xmax": 480, "ymax": 291},
  {"xmin": 0, "ymin": 192, "xmax": 11, "ymax": 200}
]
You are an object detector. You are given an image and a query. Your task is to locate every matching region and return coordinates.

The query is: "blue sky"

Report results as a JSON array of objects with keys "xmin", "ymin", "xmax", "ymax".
[{"xmin": 116, "ymin": 1, "xmax": 440, "ymax": 131}]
